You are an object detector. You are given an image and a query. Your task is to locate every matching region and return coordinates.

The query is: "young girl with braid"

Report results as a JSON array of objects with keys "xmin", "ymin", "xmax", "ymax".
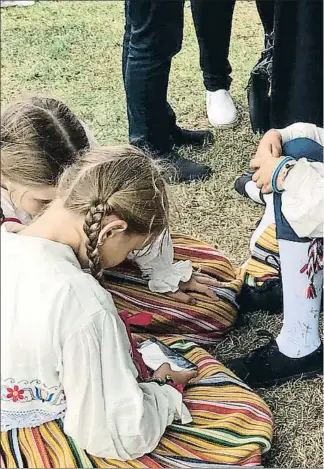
[
  {"xmin": 1, "ymin": 96, "xmax": 243, "ymax": 345},
  {"xmin": 1, "ymin": 146, "xmax": 273, "ymax": 467}
]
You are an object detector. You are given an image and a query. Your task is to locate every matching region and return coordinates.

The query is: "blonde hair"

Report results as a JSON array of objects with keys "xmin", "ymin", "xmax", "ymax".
[
  {"xmin": 1, "ymin": 96, "xmax": 89, "ymax": 187},
  {"xmin": 58, "ymin": 145, "xmax": 169, "ymax": 282}
]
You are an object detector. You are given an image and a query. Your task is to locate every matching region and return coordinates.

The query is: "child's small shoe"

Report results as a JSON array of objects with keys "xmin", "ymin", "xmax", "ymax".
[
  {"xmin": 238, "ymin": 278, "xmax": 283, "ymax": 315},
  {"xmin": 234, "ymin": 170, "xmax": 265, "ymax": 205}
]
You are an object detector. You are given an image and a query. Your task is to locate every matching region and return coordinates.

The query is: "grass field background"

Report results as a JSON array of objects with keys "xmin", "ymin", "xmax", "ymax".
[{"xmin": 1, "ymin": 1, "xmax": 323, "ymax": 467}]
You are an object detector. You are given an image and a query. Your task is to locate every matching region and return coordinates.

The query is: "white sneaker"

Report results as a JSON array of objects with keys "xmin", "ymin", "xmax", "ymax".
[
  {"xmin": 206, "ymin": 89, "xmax": 238, "ymax": 129},
  {"xmin": 1, "ymin": 0, "xmax": 35, "ymax": 7}
]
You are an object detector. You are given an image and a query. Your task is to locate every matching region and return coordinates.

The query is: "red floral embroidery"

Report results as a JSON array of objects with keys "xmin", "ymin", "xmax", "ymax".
[{"xmin": 6, "ymin": 385, "xmax": 24, "ymax": 402}]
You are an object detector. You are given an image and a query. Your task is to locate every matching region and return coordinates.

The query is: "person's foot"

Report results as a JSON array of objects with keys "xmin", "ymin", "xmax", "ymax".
[
  {"xmin": 171, "ymin": 126, "xmax": 215, "ymax": 148},
  {"xmin": 234, "ymin": 170, "xmax": 265, "ymax": 205},
  {"xmin": 206, "ymin": 90, "xmax": 238, "ymax": 128},
  {"xmin": 1, "ymin": 0, "xmax": 35, "ymax": 6},
  {"xmin": 165, "ymin": 150, "xmax": 212, "ymax": 183},
  {"xmin": 226, "ymin": 331, "xmax": 323, "ymax": 388},
  {"xmin": 130, "ymin": 139, "xmax": 212, "ymax": 183}
]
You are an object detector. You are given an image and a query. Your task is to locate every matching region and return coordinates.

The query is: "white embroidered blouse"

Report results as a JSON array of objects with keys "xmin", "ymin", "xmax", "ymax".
[{"xmin": 1, "ymin": 228, "xmax": 191, "ymax": 459}]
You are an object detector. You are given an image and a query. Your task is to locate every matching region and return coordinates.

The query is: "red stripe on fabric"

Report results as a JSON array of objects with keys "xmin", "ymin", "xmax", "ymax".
[
  {"xmin": 187, "ymin": 402, "xmax": 271, "ymax": 423},
  {"xmin": 175, "ymin": 247, "xmax": 229, "ymax": 261},
  {"xmin": 2, "ymin": 217, "xmax": 22, "ymax": 225},
  {"xmin": 137, "ymin": 455, "xmax": 163, "ymax": 467},
  {"xmin": 31, "ymin": 427, "xmax": 52, "ymax": 468}
]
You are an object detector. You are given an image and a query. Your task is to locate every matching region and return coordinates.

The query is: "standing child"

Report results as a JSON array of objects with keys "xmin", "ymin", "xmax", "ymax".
[{"xmin": 1, "ymin": 146, "xmax": 273, "ymax": 467}]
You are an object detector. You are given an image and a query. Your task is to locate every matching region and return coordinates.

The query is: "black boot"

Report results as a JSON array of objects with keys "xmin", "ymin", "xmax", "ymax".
[
  {"xmin": 131, "ymin": 138, "xmax": 212, "ymax": 183},
  {"xmin": 165, "ymin": 150, "xmax": 212, "ymax": 183},
  {"xmin": 226, "ymin": 331, "xmax": 323, "ymax": 388},
  {"xmin": 171, "ymin": 126, "xmax": 215, "ymax": 148}
]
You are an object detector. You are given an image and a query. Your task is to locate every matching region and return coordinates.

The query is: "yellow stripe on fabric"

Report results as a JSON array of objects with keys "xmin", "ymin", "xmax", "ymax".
[
  {"xmin": 47, "ymin": 421, "xmax": 77, "ymax": 468},
  {"xmin": 18, "ymin": 428, "xmax": 38, "ymax": 468},
  {"xmin": 0, "ymin": 432, "xmax": 17, "ymax": 469}
]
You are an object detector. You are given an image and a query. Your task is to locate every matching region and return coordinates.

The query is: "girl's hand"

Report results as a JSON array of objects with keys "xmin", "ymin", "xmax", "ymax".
[
  {"xmin": 132, "ymin": 333, "xmax": 144, "ymax": 347},
  {"xmin": 167, "ymin": 274, "xmax": 228, "ymax": 304},
  {"xmin": 255, "ymin": 129, "xmax": 282, "ymax": 160},
  {"xmin": 154, "ymin": 363, "xmax": 197, "ymax": 386},
  {"xmin": 250, "ymin": 155, "xmax": 286, "ymax": 193}
]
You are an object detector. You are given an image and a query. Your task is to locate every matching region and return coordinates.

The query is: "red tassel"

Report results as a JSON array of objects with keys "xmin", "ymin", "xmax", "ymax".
[
  {"xmin": 306, "ymin": 284, "xmax": 316, "ymax": 299},
  {"xmin": 300, "ymin": 263, "xmax": 308, "ymax": 274}
]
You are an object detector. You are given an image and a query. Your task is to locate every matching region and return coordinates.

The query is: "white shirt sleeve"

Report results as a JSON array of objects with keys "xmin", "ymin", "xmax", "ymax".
[
  {"xmin": 62, "ymin": 280, "xmax": 191, "ymax": 460},
  {"xmin": 282, "ymin": 159, "xmax": 323, "ymax": 238},
  {"xmin": 277, "ymin": 123, "xmax": 324, "ymax": 146},
  {"xmin": 128, "ymin": 231, "xmax": 192, "ymax": 293}
]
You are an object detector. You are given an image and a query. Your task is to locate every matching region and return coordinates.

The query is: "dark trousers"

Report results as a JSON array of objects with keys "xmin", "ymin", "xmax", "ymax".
[
  {"xmin": 122, "ymin": 0, "xmax": 184, "ymax": 153},
  {"xmin": 256, "ymin": 0, "xmax": 323, "ymax": 128},
  {"xmin": 191, "ymin": 0, "xmax": 236, "ymax": 91}
]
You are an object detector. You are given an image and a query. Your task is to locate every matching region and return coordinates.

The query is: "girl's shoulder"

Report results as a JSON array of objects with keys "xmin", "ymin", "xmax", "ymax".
[
  {"xmin": 1, "ymin": 187, "xmax": 17, "ymax": 220},
  {"xmin": 0, "ymin": 187, "xmax": 31, "ymax": 225}
]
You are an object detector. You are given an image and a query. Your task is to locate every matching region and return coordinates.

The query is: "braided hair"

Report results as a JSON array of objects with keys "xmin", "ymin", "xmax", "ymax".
[
  {"xmin": 58, "ymin": 146, "xmax": 169, "ymax": 283},
  {"xmin": 83, "ymin": 202, "xmax": 109, "ymax": 283}
]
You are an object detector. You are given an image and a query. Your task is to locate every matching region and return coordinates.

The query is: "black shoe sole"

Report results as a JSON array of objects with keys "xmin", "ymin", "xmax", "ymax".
[{"xmin": 252, "ymin": 368, "xmax": 323, "ymax": 389}]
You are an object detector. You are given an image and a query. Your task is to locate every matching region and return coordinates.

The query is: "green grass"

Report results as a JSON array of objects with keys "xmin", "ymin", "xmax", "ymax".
[{"xmin": 1, "ymin": 2, "xmax": 323, "ymax": 467}]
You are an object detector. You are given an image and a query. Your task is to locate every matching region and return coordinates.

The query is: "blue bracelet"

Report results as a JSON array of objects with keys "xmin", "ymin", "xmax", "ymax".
[{"xmin": 271, "ymin": 156, "xmax": 294, "ymax": 193}]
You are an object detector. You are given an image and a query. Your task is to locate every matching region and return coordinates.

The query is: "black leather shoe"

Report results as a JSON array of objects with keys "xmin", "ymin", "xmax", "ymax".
[
  {"xmin": 226, "ymin": 331, "xmax": 323, "ymax": 388},
  {"xmin": 166, "ymin": 150, "xmax": 212, "ymax": 183},
  {"xmin": 130, "ymin": 138, "xmax": 212, "ymax": 183},
  {"xmin": 171, "ymin": 126, "xmax": 215, "ymax": 148}
]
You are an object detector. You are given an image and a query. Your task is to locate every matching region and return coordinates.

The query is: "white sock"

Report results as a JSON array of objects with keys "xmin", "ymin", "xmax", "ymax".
[
  {"xmin": 245, "ymin": 180, "xmax": 264, "ymax": 205},
  {"xmin": 250, "ymin": 193, "xmax": 275, "ymax": 252},
  {"xmin": 276, "ymin": 239, "xmax": 322, "ymax": 358}
]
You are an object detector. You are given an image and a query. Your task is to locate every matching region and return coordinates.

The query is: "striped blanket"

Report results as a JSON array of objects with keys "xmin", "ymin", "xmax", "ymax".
[
  {"xmin": 106, "ymin": 235, "xmax": 244, "ymax": 346},
  {"xmin": 244, "ymin": 224, "xmax": 280, "ymax": 287},
  {"xmin": 0, "ymin": 338, "xmax": 273, "ymax": 468}
]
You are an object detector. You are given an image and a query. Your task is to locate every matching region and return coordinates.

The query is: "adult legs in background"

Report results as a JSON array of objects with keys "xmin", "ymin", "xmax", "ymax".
[
  {"xmin": 191, "ymin": 0, "xmax": 237, "ymax": 128},
  {"xmin": 270, "ymin": 0, "xmax": 323, "ymax": 127},
  {"xmin": 122, "ymin": 0, "xmax": 213, "ymax": 183},
  {"xmin": 256, "ymin": 0, "xmax": 274, "ymax": 35}
]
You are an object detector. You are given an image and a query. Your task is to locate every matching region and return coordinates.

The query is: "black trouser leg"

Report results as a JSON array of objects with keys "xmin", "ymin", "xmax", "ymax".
[
  {"xmin": 191, "ymin": 0, "xmax": 236, "ymax": 91},
  {"xmin": 270, "ymin": 0, "xmax": 323, "ymax": 127},
  {"xmin": 123, "ymin": 0, "xmax": 184, "ymax": 153},
  {"xmin": 256, "ymin": 0, "xmax": 275, "ymax": 35}
]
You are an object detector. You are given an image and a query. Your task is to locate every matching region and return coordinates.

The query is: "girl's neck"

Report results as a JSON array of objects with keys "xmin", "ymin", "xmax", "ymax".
[{"xmin": 21, "ymin": 200, "xmax": 87, "ymax": 265}]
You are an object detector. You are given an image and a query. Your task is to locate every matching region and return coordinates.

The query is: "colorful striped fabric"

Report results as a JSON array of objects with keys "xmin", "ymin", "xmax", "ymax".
[
  {"xmin": 244, "ymin": 224, "xmax": 280, "ymax": 287},
  {"xmin": 106, "ymin": 235, "xmax": 244, "ymax": 346},
  {"xmin": 0, "ymin": 338, "xmax": 273, "ymax": 468}
]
